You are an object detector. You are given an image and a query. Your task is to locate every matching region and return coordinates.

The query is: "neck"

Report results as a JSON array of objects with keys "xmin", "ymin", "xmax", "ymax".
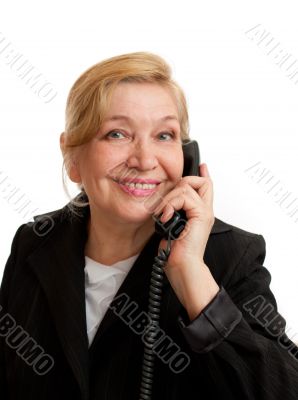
[{"xmin": 84, "ymin": 206, "xmax": 155, "ymax": 266}]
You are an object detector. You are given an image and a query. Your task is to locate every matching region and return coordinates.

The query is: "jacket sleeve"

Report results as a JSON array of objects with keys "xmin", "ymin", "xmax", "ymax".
[
  {"xmin": 177, "ymin": 234, "xmax": 298, "ymax": 399},
  {"xmin": 0, "ymin": 224, "xmax": 26, "ymax": 397}
]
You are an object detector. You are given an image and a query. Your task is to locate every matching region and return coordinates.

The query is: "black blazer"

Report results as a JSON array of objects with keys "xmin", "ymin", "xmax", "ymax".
[{"xmin": 1, "ymin": 199, "xmax": 298, "ymax": 400}]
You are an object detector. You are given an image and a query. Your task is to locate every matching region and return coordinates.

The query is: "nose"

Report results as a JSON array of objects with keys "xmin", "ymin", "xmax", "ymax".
[{"xmin": 125, "ymin": 140, "xmax": 158, "ymax": 171}]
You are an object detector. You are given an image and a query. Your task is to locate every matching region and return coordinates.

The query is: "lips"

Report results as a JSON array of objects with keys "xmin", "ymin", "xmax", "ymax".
[
  {"xmin": 113, "ymin": 179, "xmax": 160, "ymax": 197},
  {"xmin": 113, "ymin": 178, "xmax": 161, "ymax": 185}
]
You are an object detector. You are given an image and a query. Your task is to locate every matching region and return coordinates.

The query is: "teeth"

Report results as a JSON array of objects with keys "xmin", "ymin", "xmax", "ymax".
[{"xmin": 119, "ymin": 182, "xmax": 157, "ymax": 189}]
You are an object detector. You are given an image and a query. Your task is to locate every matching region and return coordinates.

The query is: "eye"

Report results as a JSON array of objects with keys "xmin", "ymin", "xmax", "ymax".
[
  {"xmin": 158, "ymin": 132, "xmax": 175, "ymax": 141},
  {"xmin": 105, "ymin": 130, "xmax": 126, "ymax": 139}
]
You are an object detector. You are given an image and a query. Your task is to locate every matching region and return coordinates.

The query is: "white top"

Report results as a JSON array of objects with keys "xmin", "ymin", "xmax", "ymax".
[{"xmin": 84, "ymin": 253, "xmax": 140, "ymax": 347}]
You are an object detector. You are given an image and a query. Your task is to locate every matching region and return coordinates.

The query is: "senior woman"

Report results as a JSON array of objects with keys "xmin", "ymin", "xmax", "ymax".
[{"xmin": 1, "ymin": 52, "xmax": 298, "ymax": 400}]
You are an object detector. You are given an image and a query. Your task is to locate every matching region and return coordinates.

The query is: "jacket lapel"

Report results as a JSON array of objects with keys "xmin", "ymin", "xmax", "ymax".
[
  {"xmin": 88, "ymin": 231, "xmax": 162, "ymax": 352},
  {"xmin": 27, "ymin": 206, "xmax": 91, "ymax": 400}
]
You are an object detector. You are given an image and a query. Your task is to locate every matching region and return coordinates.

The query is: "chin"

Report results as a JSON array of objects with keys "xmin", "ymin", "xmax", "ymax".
[{"xmin": 119, "ymin": 210, "xmax": 154, "ymax": 224}]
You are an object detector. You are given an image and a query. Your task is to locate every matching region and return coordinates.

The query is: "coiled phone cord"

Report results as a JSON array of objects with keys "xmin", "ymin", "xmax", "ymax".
[{"xmin": 138, "ymin": 234, "xmax": 172, "ymax": 400}]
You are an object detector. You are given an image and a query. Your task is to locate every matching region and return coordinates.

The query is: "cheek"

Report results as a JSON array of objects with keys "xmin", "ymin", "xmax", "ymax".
[
  {"xmin": 85, "ymin": 150, "xmax": 127, "ymax": 182},
  {"xmin": 164, "ymin": 152, "xmax": 184, "ymax": 180}
]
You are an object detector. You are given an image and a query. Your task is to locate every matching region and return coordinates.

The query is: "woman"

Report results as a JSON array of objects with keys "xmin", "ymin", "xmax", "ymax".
[{"xmin": 1, "ymin": 51, "xmax": 298, "ymax": 400}]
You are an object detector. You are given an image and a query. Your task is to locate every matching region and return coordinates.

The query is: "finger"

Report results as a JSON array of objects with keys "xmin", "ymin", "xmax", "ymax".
[
  {"xmin": 199, "ymin": 163, "xmax": 210, "ymax": 178},
  {"xmin": 158, "ymin": 192, "xmax": 201, "ymax": 223},
  {"xmin": 154, "ymin": 183, "xmax": 203, "ymax": 216},
  {"xmin": 197, "ymin": 178, "xmax": 213, "ymax": 206},
  {"xmin": 177, "ymin": 176, "xmax": 214, "ymax": 207}
]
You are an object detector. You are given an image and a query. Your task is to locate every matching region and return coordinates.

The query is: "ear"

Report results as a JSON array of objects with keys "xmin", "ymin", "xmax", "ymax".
[
  {"xmin": 59, "ymin": 132, "xmax": 66, "ymax": 154},
  {"xmin": 60, "ymin": 132, "xmax": 82, "ymax": 184}
]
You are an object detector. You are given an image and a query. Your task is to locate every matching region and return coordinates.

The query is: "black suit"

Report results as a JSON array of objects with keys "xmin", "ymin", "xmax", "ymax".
[{"xmin": 1, "ymin": 199, "xmax": 298, "ymax": 399}]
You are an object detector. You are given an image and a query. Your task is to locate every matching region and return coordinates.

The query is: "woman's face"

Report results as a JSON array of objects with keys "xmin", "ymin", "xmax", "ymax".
[{"xmin": 71, "ymin": 82, "xmax": 184, "ymax": 224}]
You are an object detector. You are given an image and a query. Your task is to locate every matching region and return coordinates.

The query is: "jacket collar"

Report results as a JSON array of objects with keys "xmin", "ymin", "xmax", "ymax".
[{"xmin": 27, "ymin": 192, "xmax": 231, "ymax": 399}]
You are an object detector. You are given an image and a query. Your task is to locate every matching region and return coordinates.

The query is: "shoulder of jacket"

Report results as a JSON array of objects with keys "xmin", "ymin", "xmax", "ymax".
[
  {"xmin": 10, "ymin": 204, "xmax": 71, "ymax": 256},
  {"xmin": 207, "ymin": 218, "xmax": 265, "ymax": 286},
  {"xmin": 212, "ymin": 216, "xmax": 262, "ymax": 239}
]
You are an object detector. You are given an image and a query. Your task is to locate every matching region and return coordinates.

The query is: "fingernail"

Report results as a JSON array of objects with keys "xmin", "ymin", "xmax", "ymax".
[
  {"xmin": 153, "ymin": 211, "xmax": 163, "ymax": 219},
  {"xmin": 161, "ymin": 210, "xmax": 172, "ymax": 222}
]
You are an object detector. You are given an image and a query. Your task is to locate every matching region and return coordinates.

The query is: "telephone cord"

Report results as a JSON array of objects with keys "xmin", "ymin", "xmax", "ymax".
[{"xmin": 138, "ymin": 235, "xmax": 172, "ymax": 400}]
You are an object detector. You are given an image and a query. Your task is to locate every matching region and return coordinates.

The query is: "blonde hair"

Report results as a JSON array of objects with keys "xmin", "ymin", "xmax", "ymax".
[{"xmin": 61, "ymin": 51, "xmax": 190, "ymax": 215}]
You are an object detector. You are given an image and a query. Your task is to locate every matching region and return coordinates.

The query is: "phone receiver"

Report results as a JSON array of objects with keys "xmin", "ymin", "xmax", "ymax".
[{"xmin": 154, "ymin": 139, "xmax": 200, "ymax": 240}]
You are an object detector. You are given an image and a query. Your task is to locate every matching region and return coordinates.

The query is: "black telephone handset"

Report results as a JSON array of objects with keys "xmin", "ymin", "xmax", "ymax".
[
  {"xmin": 154, "ymin": 139, "xmax": 201, "ymax": 241},
  {"xmin": 139, "ymin": 139, "xmax": 200, "ymax": 400}
]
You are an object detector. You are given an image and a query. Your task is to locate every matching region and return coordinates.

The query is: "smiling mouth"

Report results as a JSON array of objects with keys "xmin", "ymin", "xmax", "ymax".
[{"xmin": 113, "ymin": 180, "xmax": 160, "ymax": 190}]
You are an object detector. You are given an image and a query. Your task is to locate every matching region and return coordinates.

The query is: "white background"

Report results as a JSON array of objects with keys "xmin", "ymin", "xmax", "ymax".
[{"xmin": 1, "ymin": 1, "xmax": 297, "ymax": 342}]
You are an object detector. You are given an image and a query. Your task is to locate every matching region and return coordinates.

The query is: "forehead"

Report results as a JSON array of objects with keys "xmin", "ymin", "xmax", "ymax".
[{"xmin": 104, "ymin": 82, "xmax": 179, "ymax": 118}]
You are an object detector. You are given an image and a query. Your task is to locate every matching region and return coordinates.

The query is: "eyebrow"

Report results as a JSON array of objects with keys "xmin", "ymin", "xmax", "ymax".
[{"xmin": 103, "ymin": 114, "xmax": 179, "ymax": 123}]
